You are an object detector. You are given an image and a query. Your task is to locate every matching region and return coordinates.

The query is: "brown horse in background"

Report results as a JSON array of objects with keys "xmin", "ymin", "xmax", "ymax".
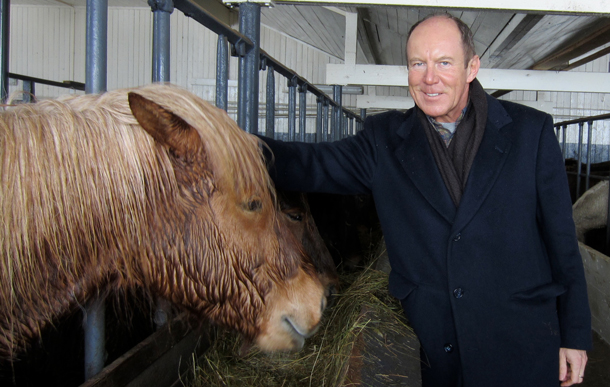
[{"xmin": 0, "ymin": 84, "xmax": 336, "ymax": 360}]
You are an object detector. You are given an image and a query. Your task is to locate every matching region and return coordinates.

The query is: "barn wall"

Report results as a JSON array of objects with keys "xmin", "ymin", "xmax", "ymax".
[
  {"xmin": 9, "ymin": 5, "xmax": 76, "ymax": 100},
  {"xmin": 9, "ymin": 4, "xmax": 357, "ymax": 136},
  {"xmin": 502, "ymin": 53, "xmax": 610, "ymax": 163}
]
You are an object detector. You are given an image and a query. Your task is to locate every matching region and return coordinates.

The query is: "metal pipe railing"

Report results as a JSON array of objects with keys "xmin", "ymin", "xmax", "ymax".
[
  {"xmin": 298, "ymin": 83, "xmax": 307, "ymax": 142},
  {"xmin": 216, "ymin": 34, "xmax": 229, "ymax": 112},
  {"xmin": 84, "ymin": 0, "xmax": 108, "ymax": 377},
  {"xmin": 0, "ymin": 0, "xmax": 9, "ymax": 102},
  {"xmin": 237, "ymin": 2, "xmax": 261, "ymax": 134},
  {"xmin": 151, "ymin": 0, "xmax": 173, "ymax": 84},
  {"xmin": 555, "ymin": 114, "xmax": 610, "ymax": 253}
]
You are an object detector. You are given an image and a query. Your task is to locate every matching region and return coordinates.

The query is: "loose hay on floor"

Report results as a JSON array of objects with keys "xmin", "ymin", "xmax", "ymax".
[{"xmin": 187, "ymin": 261, "xmax": 416, "ymax": 387}]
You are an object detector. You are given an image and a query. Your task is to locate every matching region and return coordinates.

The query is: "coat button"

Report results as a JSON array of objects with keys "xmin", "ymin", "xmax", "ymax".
[
  {"xmin": 453, "ymin": 288, "xmax": 464, "ymax": 298},
  {"xmin": 444, "ymin": 343, "xmax": 454, "ymax": 353},
  {"xmin": 453, "ymin": 233, "xmax": 461, "ymax": 242}
]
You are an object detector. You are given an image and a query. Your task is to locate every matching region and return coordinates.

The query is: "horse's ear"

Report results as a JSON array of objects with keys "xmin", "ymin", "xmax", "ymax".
[{"xmin": 128, "ymin": 92, "xmax": 203, "ymax": 163}]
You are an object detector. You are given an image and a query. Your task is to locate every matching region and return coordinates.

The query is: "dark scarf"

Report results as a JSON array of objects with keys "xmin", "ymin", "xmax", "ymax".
[{"xmin": 417, "ymin": 78, "xmax": 487, "ymax": 207}]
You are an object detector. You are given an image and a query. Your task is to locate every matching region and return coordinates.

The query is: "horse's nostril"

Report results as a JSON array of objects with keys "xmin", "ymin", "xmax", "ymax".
[{"xmin": 325, "ymin": 286, "xmax": 337, "ymax": 309}]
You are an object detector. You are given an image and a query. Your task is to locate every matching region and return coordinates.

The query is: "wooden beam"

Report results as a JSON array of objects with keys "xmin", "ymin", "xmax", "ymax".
[
  {"xmin": 532, "ymin": 21, "xmax": 610, "ymax": 70},
  {"xmin": 358, "ymin": 8, "xmax": 383, "ymax": 65},
  {"xmin": 326, "ymin": 64, "xmax": 610, "ymax": 93},
  {"xmin": 356, "ymin": 94, "xmax": 555, "ymax": 114},
  {"xmin": 270, "ymin": 0, "xmax": 610, "ymax": 15},
  {"xmin": 479, "ymin": 14, "xmax": 543, "ymax": 67},
  {"xmin": 80, "ymin": 318, "xmax": 209, "ymax": 387},
  {"xmin": 345, "ymin": 11, "xmax": 358, "ymax": 65}
]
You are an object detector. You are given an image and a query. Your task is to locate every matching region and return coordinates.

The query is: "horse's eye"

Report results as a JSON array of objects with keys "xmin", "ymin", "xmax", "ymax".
[
  {"xmin": 245, "ymin": 199, "xmax": 262, "ymax": 212},
  {"xmin": 287, "ymin": 212, "xmax": 303, "ymax": 222}
]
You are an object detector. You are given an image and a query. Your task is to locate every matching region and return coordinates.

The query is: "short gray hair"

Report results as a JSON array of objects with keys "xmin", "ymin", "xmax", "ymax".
[{"xmin": 406, "ymin": 13, "xmax": 476, "ymax": 68}]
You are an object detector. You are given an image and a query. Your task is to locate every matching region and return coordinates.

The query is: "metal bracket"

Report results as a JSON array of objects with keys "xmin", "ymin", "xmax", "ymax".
[
  {"xmin": 287, "ymin": 75, "xmax": 298, "ymax": 88},
  {"xmin": 223, "ymin": 0, "xmax": 275, "ymax": 7},
  {"xmin": 148, "ymin": 0, "xmax": 174, "ymax": 13},
  {"xmin": 232, "ymin": 39, "xmax": 248, "ymax": 57}
]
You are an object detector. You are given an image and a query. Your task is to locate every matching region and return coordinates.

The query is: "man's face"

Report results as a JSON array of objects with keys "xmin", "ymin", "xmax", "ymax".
[{"xmin": 407, "ymin": 17, "xmax": 480, "ymax": 123}]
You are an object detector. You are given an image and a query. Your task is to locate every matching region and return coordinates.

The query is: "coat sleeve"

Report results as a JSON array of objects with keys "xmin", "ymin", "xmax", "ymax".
[
  {"xmin": 535, "ymin": 114, "xmax": 592, "ymax": 350},
  {"xmin": 256, "ymin": 115, "xmax": 381, "ymax": 195}
]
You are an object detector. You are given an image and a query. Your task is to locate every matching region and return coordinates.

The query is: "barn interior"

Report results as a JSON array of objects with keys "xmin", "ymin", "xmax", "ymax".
[{"xmin": 2, "ymin": 0, "xmax": 610, "ymax": 385}]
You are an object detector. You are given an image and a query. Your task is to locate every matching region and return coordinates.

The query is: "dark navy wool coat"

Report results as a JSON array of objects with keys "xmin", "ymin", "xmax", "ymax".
[{"xmin": 259, "ymin": 93, "xmax": 592, "ymax": 386}]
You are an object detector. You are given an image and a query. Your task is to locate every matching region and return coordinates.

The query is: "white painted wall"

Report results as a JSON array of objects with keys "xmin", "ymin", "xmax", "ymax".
[
  {"xmin": 9, "ymin": 5, "xmax": 76, "ymax": 99},
  {"xmin": 9, "ymin": 4, "xmax": 355, "ymax": 135}
]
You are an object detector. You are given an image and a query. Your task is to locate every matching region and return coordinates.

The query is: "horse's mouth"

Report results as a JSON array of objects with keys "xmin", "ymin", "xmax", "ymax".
[{"xmin": 282, "ymin": 315, "xmax": 318, "ymax": 349}]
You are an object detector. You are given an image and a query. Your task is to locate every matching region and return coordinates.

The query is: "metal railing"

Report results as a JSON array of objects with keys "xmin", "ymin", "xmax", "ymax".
[
  {"xmin": 7, "ymin": 72, "xmax": 85, "ymax": 102},
  {"xmin": 555, "ymin": 112, "xmax": 610, "ymax": 252},
  {"xmin": 556, "ymin": 113, "xmax": 610, "ymax": 198},
  {"xmin": 172, "ymin": 0, "xmax": 363, "ymax": 143}
]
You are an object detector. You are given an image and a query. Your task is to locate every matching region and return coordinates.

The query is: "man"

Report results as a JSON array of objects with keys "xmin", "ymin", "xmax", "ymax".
[{"xmin": 258, "ymin": 14, "xmax": 591, "ymax": 386}]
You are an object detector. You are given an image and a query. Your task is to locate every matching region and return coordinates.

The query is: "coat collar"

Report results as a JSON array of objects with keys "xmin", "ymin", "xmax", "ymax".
[{"xmin": 395, "ymin": 94, "xmax": 513, "ymax": 227}]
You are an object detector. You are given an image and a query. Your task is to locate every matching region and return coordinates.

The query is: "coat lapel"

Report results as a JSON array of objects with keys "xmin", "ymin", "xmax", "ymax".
[
  {"xmin": 395, "ymin": 111, "xmax": 457, "ymax": 224},
  {"xmin": 451, "ymin": 96, "xmax": 513, "ymax": 233}
]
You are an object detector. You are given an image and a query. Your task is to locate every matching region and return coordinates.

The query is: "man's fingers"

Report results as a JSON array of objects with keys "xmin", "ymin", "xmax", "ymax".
[
  {"xmin": 560, "ymin": 348, "xmax": 588, "ymax": 386},
  {"xmin": 559, "ymin": 349, "xmax": 568, "ymax": 381}
]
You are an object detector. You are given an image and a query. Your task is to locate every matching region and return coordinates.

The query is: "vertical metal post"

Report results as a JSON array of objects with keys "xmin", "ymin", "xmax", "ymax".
[
  {"xmin": 322, "ymin": 99, "xmax": 329, "ymax": 142},
  {"xmin": 332, "ymin": 85, "xmax": 342, "ymax": 141},
  {"xmin": 299, "ymin": 83, "xmax": 307, "ymax": 142},
  {"xmin": 316, "ymin": 96, "xmax": 323, "ymax": 143},
  {"xmin": 150, "ymin": 0, "xmax": 173, "ymax": 83},
  {"xmin": 264, "ymin": 61, "xmax": 275, "ymax": 138},
  {"xmin": 0, "ymin": 0, "xmax": 8, "ymax": 103},
  {"xmin": 359, "ymin": 108, "xmax": 366, "ymax": 132},
  {"xmin": 149, "ymin": 0, "xmax": 173, "ymax": 332},
  {"xmin": 216, "ymin": 35, "xmax": 229, "ymax": 111},
  {"xmin": 606, "ymin": 170, "xmax": 610, "ymax": 254},
  {"xmin": 85, "ymin": 0, "xmax": 107, "ymax": 379},
  {"xmin": 349, "ymin": 116, "xmax": 354, "ymax": 136},
  {"xmin": 585, "ymin": 121, "xmax": 593, "ymax": 191},
  {"xmin": 561, "ymin": 125, "xmax": 567, "ymax": 160},
  {"xmin": 23, "ymin": 80, "xmax": 34, "ymax": 103},
  {"xmin": 287, "ymin": 76, "xmax": 297, "ymax": 141},
  {"xmin": 575, "ymin": 122, "xmax": 584, "ymax": 200},
  {"xmin": 85, "ymin": 0, "xmax": 107, "ymax": 95},
  {"xmin": 237, "ymin": 2, "xmax": 261, "ymax": 134}
]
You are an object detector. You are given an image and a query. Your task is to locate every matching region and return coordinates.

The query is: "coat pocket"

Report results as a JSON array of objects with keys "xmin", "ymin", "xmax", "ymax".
[
  {"xmin": 510, "ymin": 282, "xmax": 567, "ymax": 303},
  {"xmin": 388, "ymin": 270, "xmax": 418, "ymax": 300}
]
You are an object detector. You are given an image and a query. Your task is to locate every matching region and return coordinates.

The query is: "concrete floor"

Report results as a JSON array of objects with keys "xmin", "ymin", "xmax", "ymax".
[
  {"xmin": 346, "ymin": 328, "xmax": 610, "ymax": 387},
  {"xmin": 582, "ymin": 331, "xmax": 610, "ymax": 387}
]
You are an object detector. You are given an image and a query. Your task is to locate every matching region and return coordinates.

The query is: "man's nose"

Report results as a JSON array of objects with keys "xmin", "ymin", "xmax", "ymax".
[{"xmin": 424, "ymin": 66, "xmax": 438, "ymax": 84}]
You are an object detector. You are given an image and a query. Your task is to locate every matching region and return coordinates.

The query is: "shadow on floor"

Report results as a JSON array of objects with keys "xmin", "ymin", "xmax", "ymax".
[{"xmin": 582, "ymin": 331, "xmax": 610, "ymax": 387}]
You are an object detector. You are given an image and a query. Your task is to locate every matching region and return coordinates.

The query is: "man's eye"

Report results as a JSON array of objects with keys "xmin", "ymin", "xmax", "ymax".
[{"xmin": 440, "ymin": 61, "xmax": 450, "ymax": 66}]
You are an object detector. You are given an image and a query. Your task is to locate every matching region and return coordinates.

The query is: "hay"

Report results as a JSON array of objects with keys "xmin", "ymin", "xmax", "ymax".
[{"xmin": 187, "ymin": 256, "xmax": 415, "ymax": 387}]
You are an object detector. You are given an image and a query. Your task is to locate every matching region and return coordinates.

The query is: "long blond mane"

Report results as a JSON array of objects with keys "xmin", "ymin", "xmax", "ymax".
[{"xmin": 0, "ymin": 84, "xmax": 274, "ymax": 356}]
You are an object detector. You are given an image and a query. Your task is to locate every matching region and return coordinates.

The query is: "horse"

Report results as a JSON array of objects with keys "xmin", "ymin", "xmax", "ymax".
[{"xmin": 0, "ymin": 83, "xmax": 337, "ymax": 361}]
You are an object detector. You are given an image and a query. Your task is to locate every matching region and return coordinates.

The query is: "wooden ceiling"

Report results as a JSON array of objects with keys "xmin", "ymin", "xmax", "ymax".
[{"xmin": 260, "ymin": 4, "xmax": 610, "ymax": 73}]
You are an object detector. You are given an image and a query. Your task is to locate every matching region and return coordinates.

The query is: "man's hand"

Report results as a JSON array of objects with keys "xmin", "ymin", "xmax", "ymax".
[{"xmin": 559, "ymin": 347, "xmax": 588, "ymax": 386}]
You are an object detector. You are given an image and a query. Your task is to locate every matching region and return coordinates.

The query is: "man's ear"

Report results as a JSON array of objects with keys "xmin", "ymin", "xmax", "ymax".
[{"xmin": 467, "ymin": 55, "xmax": 480, "ymax": 83}]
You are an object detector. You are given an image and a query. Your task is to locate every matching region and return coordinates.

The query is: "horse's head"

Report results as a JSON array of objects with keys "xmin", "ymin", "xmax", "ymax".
[{"xmin": 127, "ymin": 86, "xmax": 334, "ymax": 352}]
